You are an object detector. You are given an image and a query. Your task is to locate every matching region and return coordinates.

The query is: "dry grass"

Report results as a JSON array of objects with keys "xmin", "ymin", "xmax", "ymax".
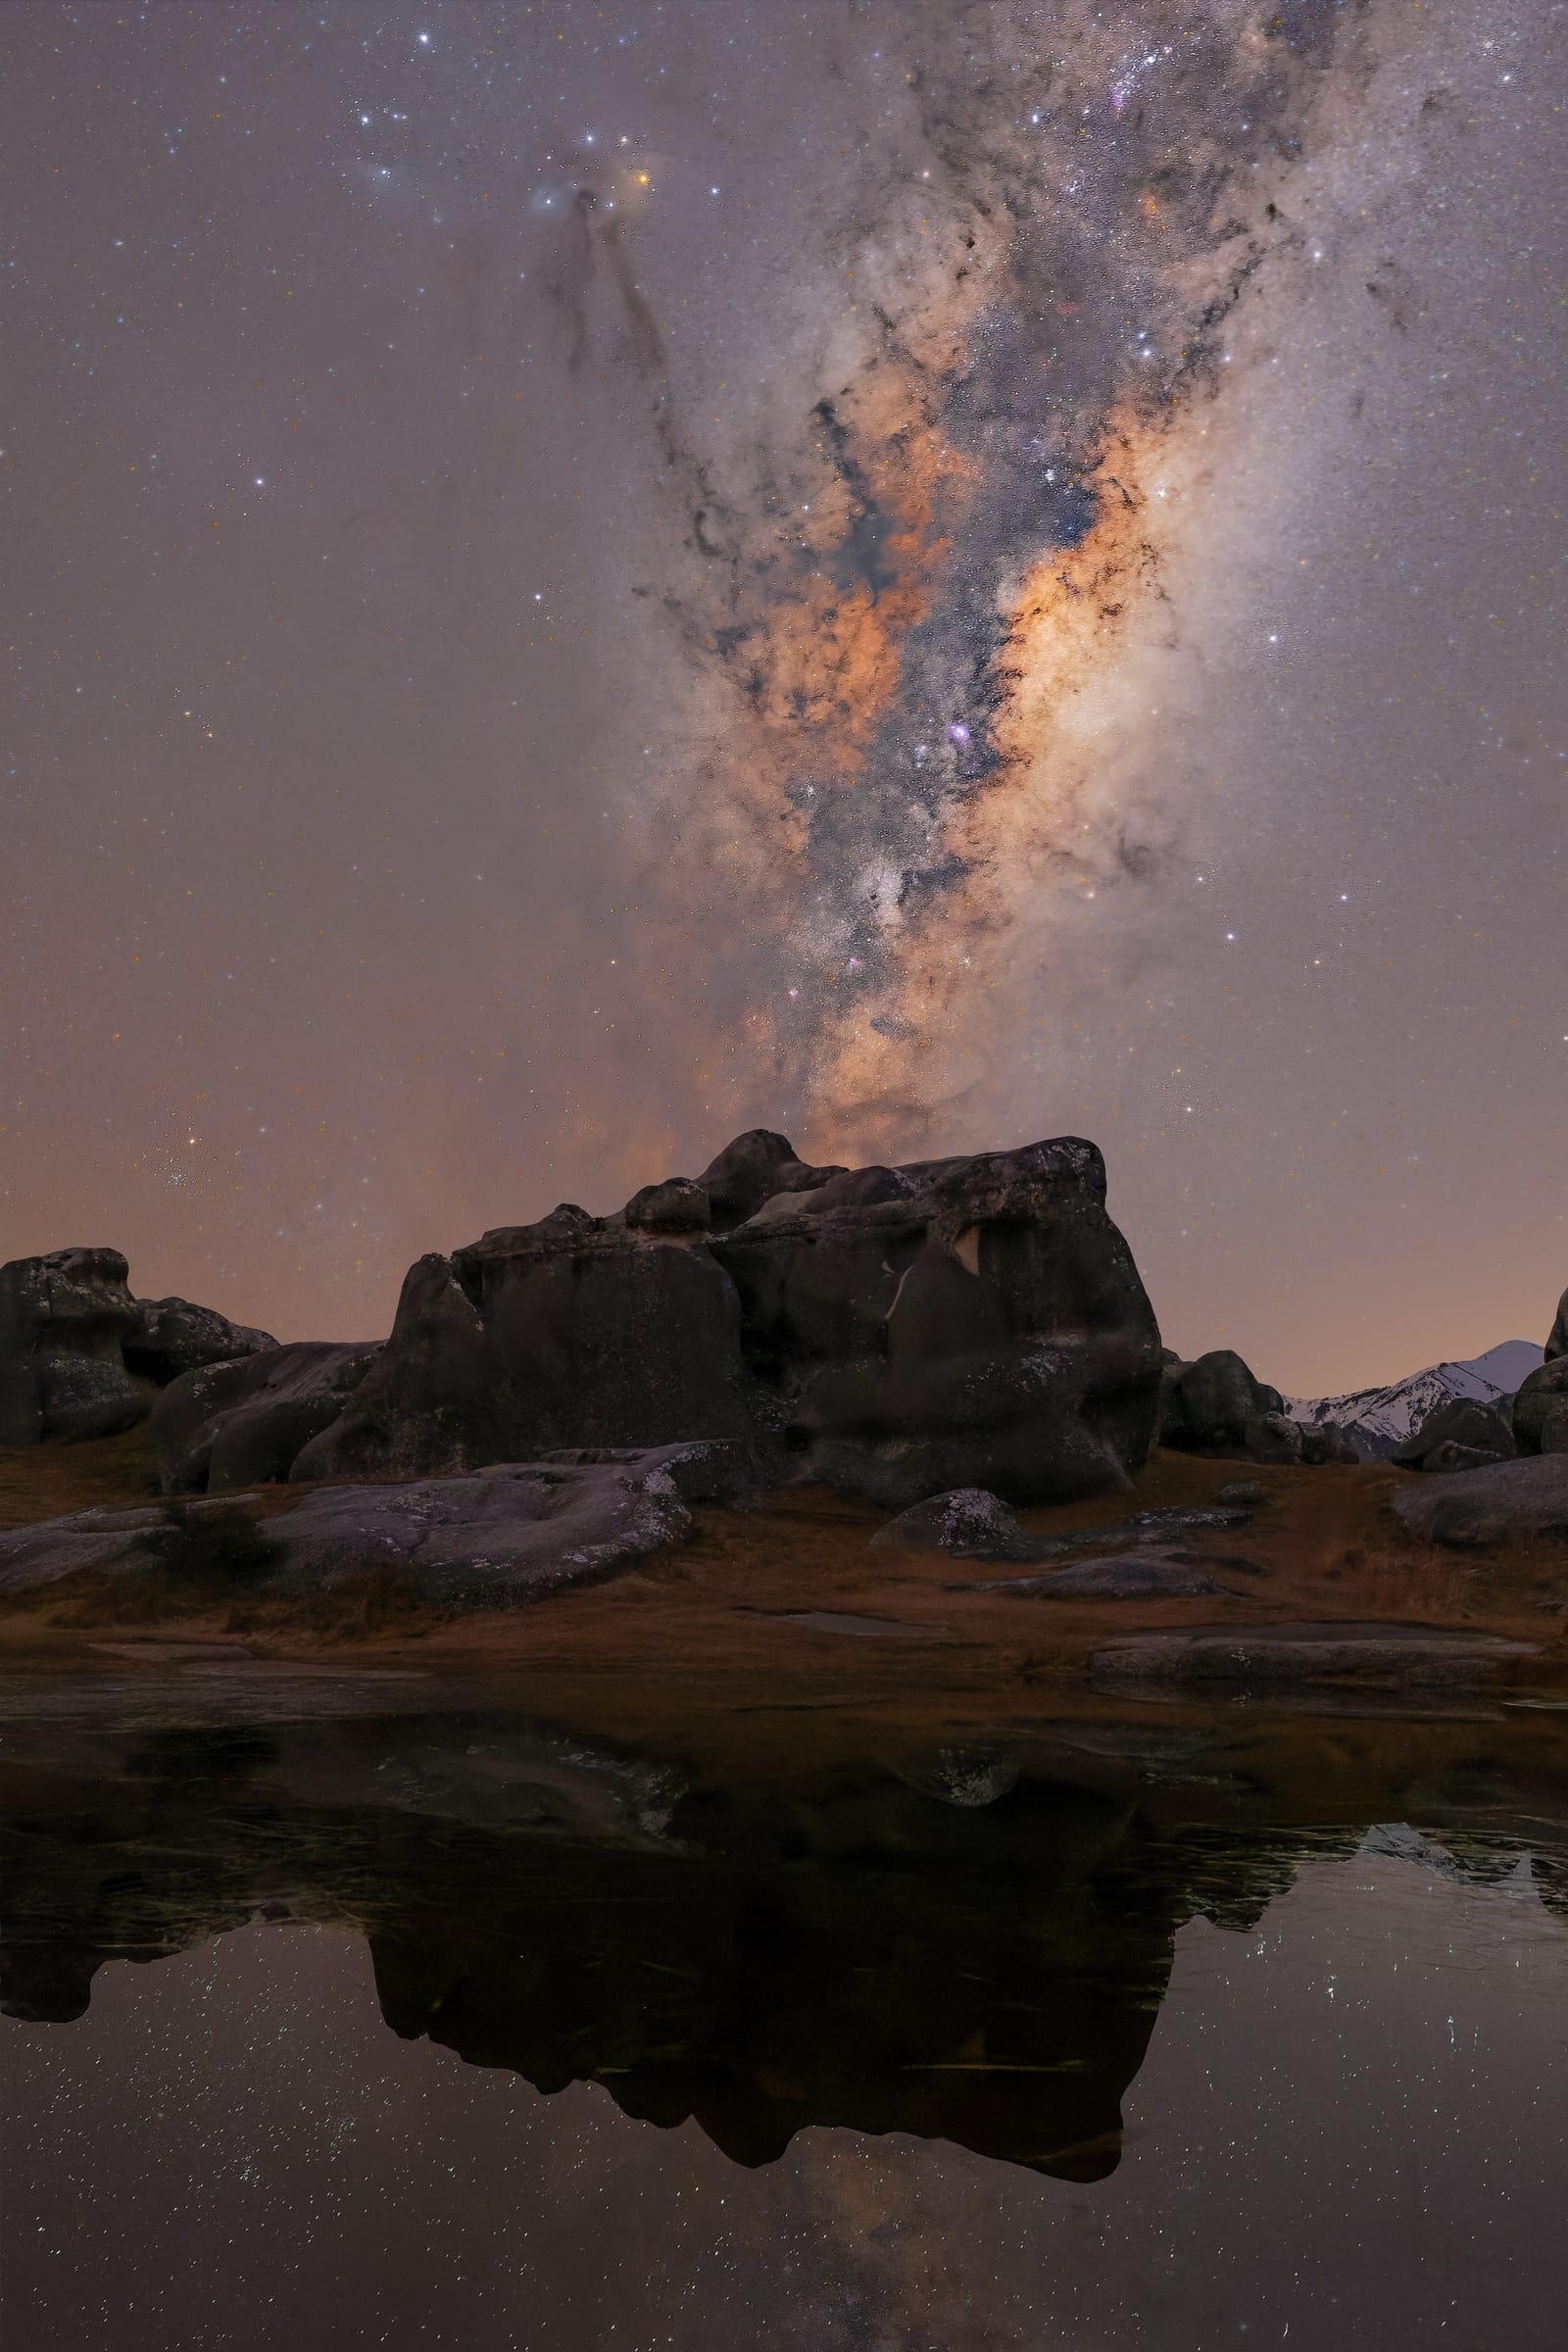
[
  {"xmin": 0, "ymin": 1425, "xmax": 161, "ymax": 1529},
  {"xmin": 1288, "ymin": 1536, "xmax": 1490, "ymax": 1625},
  {"xmin": 224, "ymin": 1566, "xmax": 432, "ymax": 1643},
  {"xmin": 42, "ymin": 1497, "xmax": 281, "ymax": 1628}
]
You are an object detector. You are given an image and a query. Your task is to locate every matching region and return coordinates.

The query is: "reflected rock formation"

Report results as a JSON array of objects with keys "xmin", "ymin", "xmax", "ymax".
[{"xmin": 6, "ymin": 1707, "xmax": 1568, "ymax": 2180}]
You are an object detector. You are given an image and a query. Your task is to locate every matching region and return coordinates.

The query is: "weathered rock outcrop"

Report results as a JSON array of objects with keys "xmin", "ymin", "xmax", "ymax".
[
  {"xmin": 1093, "ymin": 1620, "xmax": 1539, "ymax": 1690},
  {"xmin": 1546, "ymin": 1287, "xmax": 1568, "ymax": 1365},
  {"xmin": 1510, "ymin": 1355, "xmax": 1568, "ymax": 1456},
  {"xmin": 1505, "ymin": 1289, "xmax": 1568, "ymax": 1457},
  {"xmin": 1157, "ymin": 1347, "xmax": 1354, "ymax": 1466},
  {"xmin": 0, "ymin": 1247, "xmax": 273, "ymax": 1446},
  {"xmin": 1390, "ymin": 1452, "xmax": 1568, "ymax": 1548},
  {"xmin": 0, "ymin": 1442, "xmax": 750, "ymax": 1606},
  {"xmin": 151, "ymin": 1341, "xmax": 382, "ymax": 1494},
  {"xmin": 163, "ymin": 1131, "xmax": 1164, "ymax": 1510},
  {"xmin": 1391, "ymin": 1396, "xmax": 1516, "ymax": 1474}
]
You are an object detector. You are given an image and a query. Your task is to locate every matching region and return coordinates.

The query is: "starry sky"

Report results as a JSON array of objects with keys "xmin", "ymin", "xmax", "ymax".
[
  {"xmin": 6, "ymin": 1864, "xmax": 1568, "ymax": 2350},
  {"xmin": 3, "ymin": 0, "xmax": 1566, "ymax": 1395}
]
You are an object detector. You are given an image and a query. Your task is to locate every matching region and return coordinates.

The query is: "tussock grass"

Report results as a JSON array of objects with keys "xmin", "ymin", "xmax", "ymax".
[
  {"xmin": 0, "ymin": 1426, "xmax": 160, "ymax": 1530},
  {"xmin": 225, "ymin": 1566, "xmax": 432, "ymax": 1643},
  {"xmin": 43, "ymin": 1498, "xmax": 280, "ymax": 1628},
  {"xmin": 1293, "ymin": 1536, "xmax": 1488, "ymax": 1625}
]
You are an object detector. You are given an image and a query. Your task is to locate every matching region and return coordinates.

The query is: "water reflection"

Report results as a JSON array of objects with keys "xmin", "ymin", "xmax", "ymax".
[{"xmin": 5, "ymin": 1691, "xmax": 1568, "ymax": 2192}]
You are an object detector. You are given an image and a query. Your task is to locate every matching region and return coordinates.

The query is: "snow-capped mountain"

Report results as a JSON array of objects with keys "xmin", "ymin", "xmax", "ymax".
[{"xmin": 1285, "ymin": 1339, "xmax": 1544, "ymax": 1458}]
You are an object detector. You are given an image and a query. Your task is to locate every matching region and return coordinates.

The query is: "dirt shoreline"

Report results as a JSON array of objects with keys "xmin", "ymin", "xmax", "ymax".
[{"xmin": 4, "ymin": 1434, "xmax": 1566, "ymax": 1755}]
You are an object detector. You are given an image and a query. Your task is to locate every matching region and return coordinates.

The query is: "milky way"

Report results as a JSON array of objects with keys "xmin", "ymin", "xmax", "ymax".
[{"xmin": 532, "ymin": 2, "xmax": 1377, "ymax": 1152}]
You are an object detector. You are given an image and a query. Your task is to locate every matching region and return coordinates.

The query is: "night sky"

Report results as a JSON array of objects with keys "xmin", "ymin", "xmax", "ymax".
[{"xmin": 4, "ymin": 0, "xmax": 1565, "ymax": 1395}]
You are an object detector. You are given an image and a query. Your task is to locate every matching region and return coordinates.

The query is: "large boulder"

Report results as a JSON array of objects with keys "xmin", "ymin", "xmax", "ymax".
[
  {"xmin": 151, "ymin": 1341, "xmax": 381, "ymax": 1494},
  {"xmin": 0, "ymin": 1248, "xmax": 274, "ymax": 1446},
  {"xmin": 1391, "ymin": 1396, "xmax": 1516, "ymax": 1474},
  {"xmin": 1546, "ymin": 1287, "xmax": 1568, "ymax": 1363},
  {"xmin": 186, "ymin": 1132, "xmax": 1163, "ymax": 1509},
  {"xmin": 1159, "ymin": 1348, "xmax": 1285, "ymax": 1451},
  {"xmin": 1511, "ymin": 1355, "xmax": 1568, "ymax": 1456},
  {"xmin": 711, "ymin": 1136, "xmax": 1162, "ymax": 1507},
  {"xmin": 1389, "ymin": 1452, "xmax": 1568, "ymax": 1549},
  {"xmin": 1158, "ymin": 1348, "xmax": 1352, "ymax": 1467},
  {"xmin": 295, "ymin": 1215, "xmax": 755, "ymax": 1487},
  {"xmin": 0, "ymin": 1249, "xmax": 144, "ymax": 1445}
]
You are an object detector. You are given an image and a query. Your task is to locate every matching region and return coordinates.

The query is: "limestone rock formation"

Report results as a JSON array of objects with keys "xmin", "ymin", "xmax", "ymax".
[
  {"xmin": 1391, "ymin": 1396, "xmax": 1516, "ymax": 1473},
  {"xmin": 1158, "ymin": 1347, "xmax": 1354, "ymax": 1466},
  {"xmin": 1546, "ymin": 1287, "xmax": 1568, "ymax": 1364},
  {"xmin": 163, "ymin": 1130, "xmax": 1164, "ymax": 1510},
  {"xmin": 0, "ymin": 1247, "xmax": 273, "ymax": 1446},
  {"xmin": 1509, "ymin": 1355, "xmax": 1568, "ymax": 1456},
  {"xmin": 151, "ymin": 1340, "xmax": 383, "ymax": 1493},
  {"xmin": 1389, "ymin": 1452, "xmax": 1568, "ymax": 1548},
  {"xmin": 0, "ymin": 1443, "xmax": 745, "ymax": 1606}
]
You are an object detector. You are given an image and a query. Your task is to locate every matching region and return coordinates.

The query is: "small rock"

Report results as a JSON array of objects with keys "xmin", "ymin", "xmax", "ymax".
[
  {"xmin": 1127, "ymin": 1504, "xmax": 1253, "ymax": 1534},
  {"xmin": 871, "ymin": 1488, "xmax": 1046, "ymax": 1561},
  {"xmin": 1214, "ymin": 1479, "xmax": 1265, "ymax": 1505},
  {"xmin": 956, "ymin": 1548, "xmax": 1222, "ymax": 1598}
]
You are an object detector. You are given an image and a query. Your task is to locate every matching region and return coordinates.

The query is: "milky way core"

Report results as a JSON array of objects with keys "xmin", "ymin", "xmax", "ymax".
[{"xmin": 564, "ymin": 3, "xmax": 1385, "ymax": 1154}]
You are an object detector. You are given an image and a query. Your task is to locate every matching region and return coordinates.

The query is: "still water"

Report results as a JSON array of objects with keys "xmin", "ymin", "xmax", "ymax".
[{"xmin": 3, "ymin": 1674, "xmax": 1566, "ymax": 2349}]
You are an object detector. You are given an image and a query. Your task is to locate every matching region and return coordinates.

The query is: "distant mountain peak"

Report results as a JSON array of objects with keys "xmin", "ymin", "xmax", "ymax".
[{"xmin": 1286, "ymin": 1339, "xmax": 1543, "ymax": 1456}]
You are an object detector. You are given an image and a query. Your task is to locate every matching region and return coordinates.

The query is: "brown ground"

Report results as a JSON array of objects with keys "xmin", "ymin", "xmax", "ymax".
[{"xmin": 2, "ymin": 1434, "xmax": 1566, "ymax": 1767}]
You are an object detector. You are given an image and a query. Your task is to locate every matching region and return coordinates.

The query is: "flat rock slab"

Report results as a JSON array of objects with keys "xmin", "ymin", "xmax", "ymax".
[
  {"xmin": 266, "ymin": 1460, "xmax": 693, "ymax": 1605},
  {"xmin": 0, "ymin": 1504, "xmax": 166, "ymax": 1592},
  {"xmin": 1092, "ymin": 1621, "xmax": 1540, "ymax": 1692},
  {"xmin": 0, "ymin": 1445, "xmax": 726, "ymax": 1607},
  {"xmin": 955, "ymin": 1549, "xmax": 1223, "ymax": 1599},
  {"xmin": 775, "ymin": 1610, "xmax": 944, "ymax": 1641},
  {"xmin": 1390, "ymin": 1454, "xmax": 1568, "ymax": 1549}
]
